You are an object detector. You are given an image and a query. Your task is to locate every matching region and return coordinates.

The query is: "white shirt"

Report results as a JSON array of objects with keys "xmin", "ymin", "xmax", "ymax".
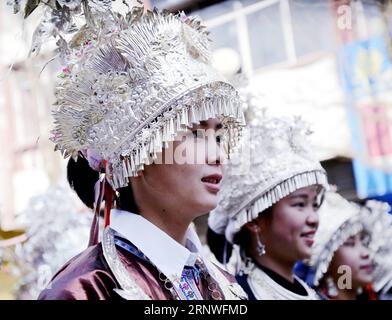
[{"xmin": 109, "ymin": 208, "xmax": 210, "ymax": 284}]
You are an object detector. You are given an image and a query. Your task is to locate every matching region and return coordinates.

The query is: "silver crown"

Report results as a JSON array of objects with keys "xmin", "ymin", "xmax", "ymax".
[
  {"xmin": 12, "ymin": 2, "xmax": 245, "ymax": 189},
  {"xmin": 209, "ymin": 115, "xmax": 328, "ymax": 243},
  {"xmin": 310, "ymin": 193, "xmax": 392, "ymax": 288},
  {"xmin": 363, "ymin": 200, "xmax": 392, "ymax": 292},
  {"xmin": 310, "ymin": 191, "xmax": 363, "ymax": 286}
]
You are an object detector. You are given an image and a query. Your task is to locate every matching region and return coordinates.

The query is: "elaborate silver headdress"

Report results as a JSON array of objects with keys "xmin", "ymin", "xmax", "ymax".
[
  {"xmin": 363, "ymin": 200, "xmax": 392, "ymax": 293},
  {"xmin": 310, "ymin": 192, "xmax": 392, "ymax": 288},
  {"xmin": 208, "ymin": 115, "xmax": 328, "ymax": 244},
  {"xmin": 11, "ymin": 1, "xmax": 245, "ymax": 189},
  {"xmin": 3, "ymin": 185, "xmax": 91, "ymax": 299},
  {"xmin": 310, "ymin": 191, "xmax": 363, "ymax": 286}
]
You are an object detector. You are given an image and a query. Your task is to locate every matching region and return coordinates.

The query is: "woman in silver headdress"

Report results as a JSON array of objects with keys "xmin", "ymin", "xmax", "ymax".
[
  {"xmin": 207, "ymin": 115, "xmax": 328, "ymax": 300},
  {"xmin": 371, "ymin": 200, "xmax": 392, "ymax": 300},
  {"xmin": 13, "ymin": 1, "xmax": 247, "ymax": 300},
  {"xmin": 310, "ymin": 192, "xmax": 391, "ymax": 300}
]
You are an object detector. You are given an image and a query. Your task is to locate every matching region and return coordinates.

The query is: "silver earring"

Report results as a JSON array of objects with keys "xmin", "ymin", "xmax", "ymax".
[
  {"xmin": 255, "ymin": 232, "xmax": 266, "ymax": 256},
  {"xmin": 326, "ymin": 276, "xmax": 338, "ymax": 297}
]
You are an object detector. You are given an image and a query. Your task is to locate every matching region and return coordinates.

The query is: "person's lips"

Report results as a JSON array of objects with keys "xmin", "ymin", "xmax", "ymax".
[
  {"xmin": 201, "ymin": 174, "xmax": 222, "ymax": 193},
  {"xmin": 300, "ymin": 230, "xmax": 316, "ymax": 246},
  {"xmin": 360, "ymin": 264, "xmax": 373, "ymax": 274}
]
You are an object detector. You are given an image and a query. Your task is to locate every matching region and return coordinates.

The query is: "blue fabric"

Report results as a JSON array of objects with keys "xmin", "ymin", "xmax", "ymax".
[
  {"xmin": 235, "ymin": 273, "xmax": 257, "ymax": 300},
  {"xmin": 294, "ymin": 261, "xmax": 316, "ymax": 289}
]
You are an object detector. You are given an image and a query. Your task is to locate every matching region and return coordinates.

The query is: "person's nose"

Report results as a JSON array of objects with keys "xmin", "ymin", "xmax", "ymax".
[
  {"xmin": 306, "ymin": 207, "xmax": 319, "ymax": 229},
  {"xmin": 360, "ymin": 244, "xmax": 370, "ymax": 260},
  {"xmin": 206, "ymin": 130, "xmax": 225, "ymax": 166}
]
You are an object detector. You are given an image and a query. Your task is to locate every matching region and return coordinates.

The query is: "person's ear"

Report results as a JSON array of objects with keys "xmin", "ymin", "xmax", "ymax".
[
  {"xmin": 254, "ymin": 214, "xmax": 269, "ymax": 232},
  {"xmin": 244, "ymin": 221, "xmax": 261, "ymax": 236},
  {"xmin": 244, "ymin": 221, "xmax": 266, "ymax": 256}
]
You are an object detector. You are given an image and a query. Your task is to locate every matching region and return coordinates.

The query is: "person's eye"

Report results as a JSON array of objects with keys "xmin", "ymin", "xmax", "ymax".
[
  {"xmin": 313, "ymin": 203, "xmax": 320, "ymax": 210},
  {"xmin": 344, "ymin": 240, "xmax": 356, "ymax": 247},
  {"xmin": 293, "ymin": 202, "xmax": 305, "ymax": 208},
  {"xmin": 361, "ymin": 234, "xmax": 370, "ymax": 246},
  {"xmin": 215, "ymin": 135, "xmax": 222, "ymax": 144}
]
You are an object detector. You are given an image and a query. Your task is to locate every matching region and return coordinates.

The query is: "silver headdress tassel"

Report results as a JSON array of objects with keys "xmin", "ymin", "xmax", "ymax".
[
  {"xmin": 12, "ymin": 1, "xmax": 245, "ymax": 189},
  {"xmin": 208, "ymin": 113, "xmax": 328, "ymax": 244}
]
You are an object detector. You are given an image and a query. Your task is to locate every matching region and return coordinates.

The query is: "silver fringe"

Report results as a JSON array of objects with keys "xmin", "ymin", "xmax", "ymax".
[
  {"xmin": 110, "ymin": 92, "xmax": 244, "ymax": 189},
  {"xmin": 232, "ymin": 170, "xmax": 328, "ymax": 227},
  {"xmin": 310, "ymin": 217, "xmax": 363, "ymax": 286}
]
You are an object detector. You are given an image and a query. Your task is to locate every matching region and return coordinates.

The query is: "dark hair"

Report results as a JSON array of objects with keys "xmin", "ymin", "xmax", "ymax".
[
  {"xmin": 233, "ymin": 206, "xmax": 273, "ymax": 251},
  {"xmin": 116, "ymin": 185, "xmax": 140, "ymax": 214},
  {"xmin": 207, "ymin": 206, "xmax": 274, "ymax": 264},
  {"xmin": 67, "ymin": 156, "xmax": 99, "ymax": 209},
  {"xmin": 206, "ymin": 227, "xmax": 233, "ymax": 264},
  {"xmin": 67, "ymin": 156, "xmax": 139, "ymax": 213}
]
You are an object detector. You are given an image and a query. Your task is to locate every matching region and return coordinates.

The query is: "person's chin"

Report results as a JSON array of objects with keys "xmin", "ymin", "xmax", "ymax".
[
  {"xmin": 194, "ymin": 193, "xmax": 218, "ymax": 214},
  {"xmin": 298, "ymin": 245, "xmax": 312, "ymax": 260},
  {"xmin": 357, "ymin": 273, "xmax": 373, "ymax": 286},
  {"xmin": 205, "ymin": 195, "xmax": 219, "ymax": 210}
]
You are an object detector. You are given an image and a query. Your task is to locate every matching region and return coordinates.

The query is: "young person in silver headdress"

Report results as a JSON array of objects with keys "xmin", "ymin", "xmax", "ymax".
[
  {"xmin": 371, "ymin": 200, "xmax": 392, "ymax": 300},
  {"xmin": 13, "ymin": 1, "xmax": 247, "ymax": 300},
  {"xmin": 310, "ymin": 192, "xmax": 392, "ymax": 300},
  {"xmin": 207, "ymin": 115, "xmax": 328, "ymax": 300}
]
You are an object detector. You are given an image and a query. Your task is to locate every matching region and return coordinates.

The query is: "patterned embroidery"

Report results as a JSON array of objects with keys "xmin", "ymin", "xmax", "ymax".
[
  {"xmin": 178, "ymin": 267, "xmax": 203, "ymax": 300},
  {"xmin": 114, "ymin": 237, "xmax": 204, "ymax": 300}
]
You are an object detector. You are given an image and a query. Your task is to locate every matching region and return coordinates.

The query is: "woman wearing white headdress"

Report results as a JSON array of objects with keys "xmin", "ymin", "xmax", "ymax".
[
  {"xmin": 363, "ymin": 200, "xmax": 392, "ymax": 300},
  {"xmin": 14, "ymin": 1, "xmax": 247, "ymax": 300},
  {"xmin": 207, "ymin": 115, "xmax": 328, "ymax": 300},
  {"xmin": 310, "ymin": 192, "xmax": 392, "ymax": 300}
]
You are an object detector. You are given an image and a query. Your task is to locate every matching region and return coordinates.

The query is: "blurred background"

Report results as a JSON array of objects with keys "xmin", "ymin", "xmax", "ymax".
[{"xmin": 1, "ymin": 0, "xmax": 392, "ymax": 299}]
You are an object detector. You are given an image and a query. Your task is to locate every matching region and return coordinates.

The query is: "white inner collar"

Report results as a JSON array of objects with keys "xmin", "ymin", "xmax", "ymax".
[{"xmin": 109, "ymin": 208, "xmax": 207, "ymax": 283}]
